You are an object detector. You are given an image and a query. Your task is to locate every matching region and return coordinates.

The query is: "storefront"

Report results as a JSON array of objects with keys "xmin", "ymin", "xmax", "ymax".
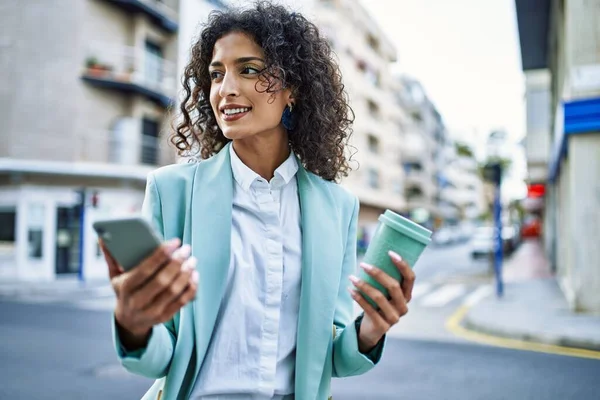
[{"xmin": 0, "ymin": 164, "xmax": 148, "ymax": 282}]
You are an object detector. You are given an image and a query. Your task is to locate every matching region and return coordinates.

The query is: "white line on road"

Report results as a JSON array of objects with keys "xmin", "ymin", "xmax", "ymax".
[
  {"xmin": 463, "ymin": 285, "xmax": 494, "ymax": 307},
  {"xmin": 420, "ymin": 284, "xmax": 468, "ymax": 307},
  {"xmin": 411, "ymin": 283, "xmax": 433, "ymax": 300},
  {"xmin": 75, "ymin": 297, "xmax": 116, "ymax": 311}
]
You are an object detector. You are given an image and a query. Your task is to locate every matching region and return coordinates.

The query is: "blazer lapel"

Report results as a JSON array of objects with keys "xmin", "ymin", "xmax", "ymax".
[
  {"xmin": 190, "ymin": 143, "xmax": 234, "ymax": 378},
  {"xmin": 295, "ymin": 166, "xmax": 345, "ymax": 400}
]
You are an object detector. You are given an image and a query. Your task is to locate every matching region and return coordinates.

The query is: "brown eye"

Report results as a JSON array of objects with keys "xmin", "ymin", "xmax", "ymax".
[
  {"xmin": 241, "ymin": 66, "xmax": 262, "ymax": 75},
  {"xmin": 210, "ymin": 71, "xmax": 223, "ymax": 80}
]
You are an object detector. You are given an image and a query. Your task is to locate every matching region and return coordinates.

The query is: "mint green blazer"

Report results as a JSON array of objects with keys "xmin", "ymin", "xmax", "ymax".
[{"xmin": 113, "ymin": 143, "xmax": 384, "ymax": 400}]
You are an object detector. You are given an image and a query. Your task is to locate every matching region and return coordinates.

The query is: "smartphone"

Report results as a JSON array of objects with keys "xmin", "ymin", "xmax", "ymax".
[{"xmin": 93, "ymin": 217, "xmax": 162, "ymax": 271}]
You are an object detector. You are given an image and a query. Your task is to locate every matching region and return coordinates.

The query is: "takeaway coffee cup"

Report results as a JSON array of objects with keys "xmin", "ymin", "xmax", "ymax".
[{"xmin": 358, "ymin": 210, "xmax": 432, "ymax": 308}]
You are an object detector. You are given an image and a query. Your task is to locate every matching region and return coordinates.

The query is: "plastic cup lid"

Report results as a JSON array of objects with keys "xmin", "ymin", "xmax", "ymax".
[{"xmin": 379, "ymin": 210, "xmax": 432, "ymax": 244}]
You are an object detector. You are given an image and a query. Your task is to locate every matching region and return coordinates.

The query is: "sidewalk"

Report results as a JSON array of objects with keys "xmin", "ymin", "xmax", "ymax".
[
  {"xmin": 463, "ymin": 239, "xmax": 600, "ymax": 351},
  {"xmin": 0, "ymin": 277, "xmax": 113, "ymax": 303}
]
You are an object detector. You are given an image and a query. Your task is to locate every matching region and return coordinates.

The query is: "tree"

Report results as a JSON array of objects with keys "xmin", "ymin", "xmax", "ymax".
[{"xmin": 455, "ymin": 142, "xmax": 475, "ymax": 158}]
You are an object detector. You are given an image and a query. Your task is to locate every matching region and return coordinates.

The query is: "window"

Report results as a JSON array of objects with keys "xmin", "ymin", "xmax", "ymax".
[
  {"xmin": 367, "ymin": 99, "xmax": 379, "ymax": 116},
  {"xmin": 145, "ymin": 41, "xmax": 164, "ymax": 89},
  {"xmin": 0, "ymin": 207, "xmax": 16, "ymax": 258},
  {"xmin": 403, "ymin": 162, "xmax": 423, "ymax": 174},
  {"xmin": 406, "ymin": 186, "xmax": 424, "ymax": 200},
  {"xmin": 367, "ymin": 134, "xmax": 379, "ymax": 153},
  {"xmin": 367, "ymin": 169, "xmax": 380, "ymax": 189},
  {"xmin": 141, "ymin": 118, "xmax": 160, "ymax": 165},
  {"xmin": 27, "ymin": 204, "xmax": 45, "ymax": 259},
  {"xmin": 366, "ymin": 33, "xmax": 380, "ymax": 53}
]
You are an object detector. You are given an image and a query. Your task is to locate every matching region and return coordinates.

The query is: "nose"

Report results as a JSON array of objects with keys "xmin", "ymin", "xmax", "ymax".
[{"xmin": 219, "ymin": 71, "xmax": 239, "ymax": 98}]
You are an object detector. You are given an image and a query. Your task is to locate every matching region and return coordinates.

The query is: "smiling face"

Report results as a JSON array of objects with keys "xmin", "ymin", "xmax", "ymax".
[{"xmin": 209, "ymin": 31, "xmax": 292, "ymax": 142}]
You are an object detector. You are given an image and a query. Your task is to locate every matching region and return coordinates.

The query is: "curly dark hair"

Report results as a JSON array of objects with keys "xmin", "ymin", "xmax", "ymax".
[{"xmin": 171, "ymin": 1, "xmax": 355, "ymax": 182}]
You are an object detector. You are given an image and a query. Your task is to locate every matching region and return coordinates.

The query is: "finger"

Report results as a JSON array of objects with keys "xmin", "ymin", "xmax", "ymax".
[
  {"xmin": 359, "ymin": 263, "xmax": 402, "ymax": 299},
  {"xmin": 144, "ymin": 256, "xmax": 197, "ymax": 312},
  {"xmin": 121, "ymin": 239, "xmax": 180, "ymax": 294},
  {"xmin": 99, "ymin": 239, "xmax": 123, "ymax": 280},
  {"xmin": 156, "ymin": 273, "xmax": 198, "ymax": 324},
  {"xmin": 359, "ymin": 263, "xmax": 407, "ymax": 314},
  {"xmin": 128, "ymin": 253, "xmax": 192, "ymax": 312},
  {"xmin": 349, "ymin": 275, "xmax": 399, "ymax": 324},
  {"xmin": 389, "ymin": 251, "xmax": 416, "ymax": 302},
  {"xmin": 171, "ymin": 244, "xmax": 192, "ymax": 262},
  {"xmin": 347, "ymin": 287, "xmax": 387, "ymax": 328}
]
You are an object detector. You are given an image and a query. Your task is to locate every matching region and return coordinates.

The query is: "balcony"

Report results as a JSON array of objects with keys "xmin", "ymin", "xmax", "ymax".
[
  {"xmin": 1, "ymin": 125, "xmax": 175, "ymax": 182},
  {"xmin": 78, "ymin": 119, "xmax": 174, "ymax": 166},
  {"xmin": 103, "ymin": 0, "xmax": 178, "ymax": 33},
  {"xmin": 82, "ymin": 43, "xmax": 176, "ymax": 107}
]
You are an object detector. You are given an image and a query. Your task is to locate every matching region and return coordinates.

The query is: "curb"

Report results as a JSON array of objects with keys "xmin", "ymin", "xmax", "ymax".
[{"xmin": 462, "ymin": 313, "xmax": 600, "ymax": 353}]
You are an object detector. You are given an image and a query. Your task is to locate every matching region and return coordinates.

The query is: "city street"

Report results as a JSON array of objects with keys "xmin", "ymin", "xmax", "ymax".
[{"xmin": 1, "ymin": 243, "xmax": 599, "ymax": 399}]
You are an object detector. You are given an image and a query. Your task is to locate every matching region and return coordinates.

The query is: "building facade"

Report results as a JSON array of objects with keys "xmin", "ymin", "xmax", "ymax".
[
  {"xmin": 393, "ymin": 76, "xmax": 445, "ymax": 229},
  {"xmin": 515, "ymin": 0, "xmax": 600, "ymax": 312},
  {"xmin": 307, "ymin": 0, "xmax": 408, "ymax": 234},
  {"xmin": 0, "ymin": 0, "xmax": 180, "ymax": 281},
  {"xmin": 441, "ymin": 143, "xmax": 486, "ymax": 223}
]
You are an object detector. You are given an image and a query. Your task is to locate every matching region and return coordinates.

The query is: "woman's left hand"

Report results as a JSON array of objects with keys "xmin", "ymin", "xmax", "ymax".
[{"xmin": 348, "ymin": 251, "xmax": 416, "ymax": 353}]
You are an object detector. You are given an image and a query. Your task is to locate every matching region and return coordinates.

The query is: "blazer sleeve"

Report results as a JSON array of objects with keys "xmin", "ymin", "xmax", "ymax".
[
  {"xmin": 331, "ymin": 196, "xmax": 386, "ymax": 377},
  {"xmin": 111, "ymin": 173, "xmax": 178, "ymax": 379}
]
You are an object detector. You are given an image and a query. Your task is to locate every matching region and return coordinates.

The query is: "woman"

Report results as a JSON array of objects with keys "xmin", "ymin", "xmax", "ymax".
[{"xmin": 101, "ymin": 2, "xmax": 416, "ymax": 399}]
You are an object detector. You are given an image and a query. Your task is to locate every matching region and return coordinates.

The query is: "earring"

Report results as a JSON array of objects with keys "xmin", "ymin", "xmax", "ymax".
[{"xmin": 281, "ymin": 104, "xmax": 296, "ymax": 131}]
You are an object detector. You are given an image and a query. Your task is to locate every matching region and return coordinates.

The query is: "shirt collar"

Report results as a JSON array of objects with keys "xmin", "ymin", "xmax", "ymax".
[{"xmin": 229, "ymin": 144, "xmax": 298, "ymax": 192}]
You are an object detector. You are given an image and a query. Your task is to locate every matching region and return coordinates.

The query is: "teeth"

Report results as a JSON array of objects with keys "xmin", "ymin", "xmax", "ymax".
[{"xmin": 223, "ymin": 107, "xmax": 249, "ymax": 115}]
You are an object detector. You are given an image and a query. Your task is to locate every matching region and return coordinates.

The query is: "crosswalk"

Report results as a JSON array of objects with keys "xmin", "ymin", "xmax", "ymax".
[
  {"xmin": 6, "ymin": 282, "xmax": 493, "ymax": 313},
  {"xmin": 413, "ymin": 282, "xmax": 492, "ymax": 308},
  {"xmin": 350, "ymin": 281, "xmax": 492, "ymax": 317}
]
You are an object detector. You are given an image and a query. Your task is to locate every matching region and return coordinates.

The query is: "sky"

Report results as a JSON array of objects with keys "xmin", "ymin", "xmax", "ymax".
[{"xmin": 358, "ymin": 0, "xmax": 528, "ymax": 198}]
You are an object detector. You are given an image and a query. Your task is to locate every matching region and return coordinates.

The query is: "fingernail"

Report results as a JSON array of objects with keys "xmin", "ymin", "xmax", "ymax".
[
  {"xmin": 180, "ymin": 244, "xmax": 191, "ymax": 257},
  {"xmin": 192, "ymin": 270, "xmax": 199, "ymax": 283},
  {"xmin": 360, "ymin": 263, "xmax": 373, "ymax": 271},
  {"xmin": 388, "ymin": 251, "xmax": 402, "ymax": 261},
  {"xmin": 167, "ymin": 238, "xmax": 181, "ymax": 250},
  {"xmin": 349, "ymin": 275, "xmax": 360, "ymax": 284},
  {"xmin": 183, "ymin": 256, "xmax": 197, "ymax": 270},
  {"xmin": 347, "ymin": 287, "xmax": 357, "ymax": 296}
]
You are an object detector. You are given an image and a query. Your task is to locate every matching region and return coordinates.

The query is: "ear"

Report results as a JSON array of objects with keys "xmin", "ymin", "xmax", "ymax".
[{"xmin": 285, "ymin": 87, "xmax": 296, "ymax": 106}]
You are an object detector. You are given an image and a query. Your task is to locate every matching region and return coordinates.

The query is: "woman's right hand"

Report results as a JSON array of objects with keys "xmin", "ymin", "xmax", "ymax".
[{"xmin": 100, "ymin": 238, "xmax": 199, "ymax": 350}]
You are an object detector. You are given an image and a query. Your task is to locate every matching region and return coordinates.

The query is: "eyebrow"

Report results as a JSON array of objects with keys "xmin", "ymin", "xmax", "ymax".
[{"xmin": 209, "ymin": 57, "xmax": 265, "ymax": 68}]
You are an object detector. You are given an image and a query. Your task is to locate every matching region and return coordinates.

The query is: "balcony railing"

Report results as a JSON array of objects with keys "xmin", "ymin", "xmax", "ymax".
[
  {"xmin": 78, "ymin": 127, "xmax": 174, "ymax": 167},
  {"xmin": 82, "ymin": 43, "xmax": 176, "ymax": 107},
  {"xmin": 103, "ymin": 0, "xmax": 179, "ymax": 33}
]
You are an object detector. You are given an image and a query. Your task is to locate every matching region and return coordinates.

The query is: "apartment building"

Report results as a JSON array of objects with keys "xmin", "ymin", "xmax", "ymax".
[
  {"xmin": 310, "ymin": 0, "xmax": 407, "ymax": 232},
  {"xmin": 0, "ymin": 0, "xmax": 180, "ymax": 281},
  {"xmin": 392, "ymin": 76, "xmax": 445, "ymax": 229},
  {"xmin": 441, "ymin": 144, "xmax": 486, "ymax": 222}
]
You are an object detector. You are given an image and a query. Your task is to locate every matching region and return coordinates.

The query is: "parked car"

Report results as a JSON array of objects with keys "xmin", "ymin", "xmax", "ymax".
[
  {"xmin": 470, "ymin": 226, "xmax": 495, "ymax": 258},
  {"xmin": 432, "ymin": 227, "xmax": 454, "ymax": 246},
  {"xmin": 470, "ymin": 226, "xmax": 516, "ymax": 258}
]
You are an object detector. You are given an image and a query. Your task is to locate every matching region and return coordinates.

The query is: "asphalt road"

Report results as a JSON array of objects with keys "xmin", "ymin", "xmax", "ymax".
[
  {"xmin": 1, "ymin": 243, "xmax": 598, "ymax": 399},
  {"xmin": 413, "ymin": 240, "xmax": 492, "ymax": 283}
]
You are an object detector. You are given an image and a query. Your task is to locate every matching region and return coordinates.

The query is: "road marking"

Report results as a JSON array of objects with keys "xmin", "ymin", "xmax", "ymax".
[
  {"xmin": 446, "ymin": 305, "xmax": 600, "ymax": 360},
  {"xmin": 75, "ymin": 297, "xmax": 116, "ymax": 311},
  {"xmin": 411, "ymin": 283, "xmax": 433, "ymax": 300},
  {"xmin": 420, "ymin": 284, "xmax": 468, "ymax": 307},
  {"xmin": 463, "ymin": 285, "xmax": 494, "ymax": 307}
]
